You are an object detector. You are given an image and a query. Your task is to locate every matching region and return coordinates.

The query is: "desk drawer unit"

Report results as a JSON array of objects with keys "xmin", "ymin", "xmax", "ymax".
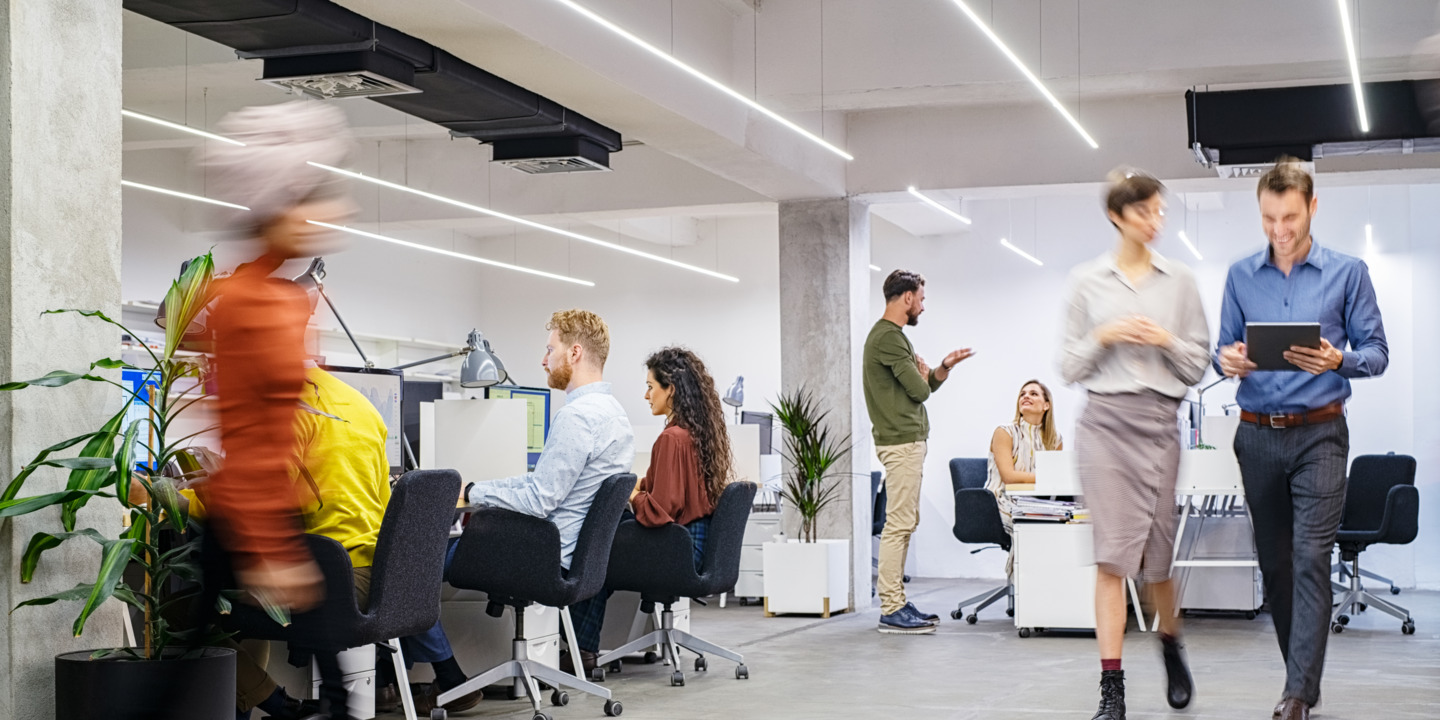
[
  {"xmin": 1013, "ymin": 522, "xmax": 1098, "ymax": 633},
  {"xmin": 733, "ymin": 512, "xmax": 780, "ymax": 600}
]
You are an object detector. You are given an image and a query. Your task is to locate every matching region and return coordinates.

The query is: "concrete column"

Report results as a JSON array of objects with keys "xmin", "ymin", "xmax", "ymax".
[
  {"xmin": 0, "ymin": 2, "xmax": 125, "ymax": 718},
  {"xmin": 777, "ymin": 198, "xmax": 873, "ymax": 612}
]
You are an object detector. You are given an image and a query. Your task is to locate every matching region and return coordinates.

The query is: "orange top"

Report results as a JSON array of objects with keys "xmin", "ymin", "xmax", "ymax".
[
  {"xmin": 204, "ymin": 253, "xmax": 312, "ymax": 571},
  {"xmin": 632, "ymin": 425, "xmax": 715, "ymax": 528}
]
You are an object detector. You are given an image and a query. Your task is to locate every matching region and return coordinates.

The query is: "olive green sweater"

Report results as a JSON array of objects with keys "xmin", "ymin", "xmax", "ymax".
[{"xmin": 863, "ymin": 319, "xmax": 945, "ymax": 446}]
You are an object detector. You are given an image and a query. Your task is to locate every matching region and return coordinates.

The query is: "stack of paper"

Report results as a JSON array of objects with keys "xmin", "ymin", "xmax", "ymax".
[{"xmin": 1012, "ymin": 497, "xmax": 1078, "ymax": 522}]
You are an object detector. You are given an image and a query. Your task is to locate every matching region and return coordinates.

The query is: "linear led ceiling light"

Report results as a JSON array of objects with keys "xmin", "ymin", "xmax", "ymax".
[
  {"xmin": 1337, "ymin": 0, "xmax": 1370, "ymax": 133},
  {"xmin": 122, "ymin": 109, "xmax": 246, "ymax": 146},
  {"xmin": 1177, "ymin": 231, "xmax": 1203, "ymax": 261},
  {"xmin": 121, "ymin": 180, "xmax": 250, "ymax": 210},
  {"xmin": 550, "ymin": 0, "xmax": 852, "ymax": 161},
  {"xmin": 310, "ymin": 162, "xmax": 740, "ymax": 282},
  {"xmin": 1365, "ymin": 223, "xmax": 1374, "ymax": 251},
  {"xmin": 907, "ymin": 186, "xmax": 972, "ymax": 225},
  {"xmin": 947, "ymin": 1, "xmax": 1099, "ymax": 149},
  {"xmin": 870, "ymin": 264, "xmax": 882, "ymax": 272},
  {"xmin": 1000, "ymin": 238, "xmax": 1043, "ymax": 266},
  {"xmin": 308, "ymin": 222, "xmax": 594, "ymax": 287}
]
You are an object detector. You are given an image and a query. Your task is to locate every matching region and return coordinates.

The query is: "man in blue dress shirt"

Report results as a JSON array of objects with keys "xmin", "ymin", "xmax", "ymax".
[{"xmin": 1215, "ymin": 159, "xmax": 1388, "ymax": 720}]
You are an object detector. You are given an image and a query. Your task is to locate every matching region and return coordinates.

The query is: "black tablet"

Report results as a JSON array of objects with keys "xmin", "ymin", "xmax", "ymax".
[{"xmin": 1245, "ymin": 322, "xmax": 1322, "ymax": 371}]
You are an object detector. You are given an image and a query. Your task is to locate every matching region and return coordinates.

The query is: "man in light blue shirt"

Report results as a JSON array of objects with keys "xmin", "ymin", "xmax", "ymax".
[
  {"xmin": 387, "ymin": 310, "xmax": 633, "ymax": 715},
  {"xmin": 1215, "ymin": 159, "xmax": 1387, "ymax": 720}
]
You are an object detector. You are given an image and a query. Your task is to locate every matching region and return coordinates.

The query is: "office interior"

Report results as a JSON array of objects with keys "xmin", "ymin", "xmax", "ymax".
[{"xmin": 3, "ymin": 1, "xmax": 1439, "ymax": 719}]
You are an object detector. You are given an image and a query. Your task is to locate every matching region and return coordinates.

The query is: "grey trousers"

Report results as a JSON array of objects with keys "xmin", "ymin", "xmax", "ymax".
[{"xmin": 1234, "ymin": 416, "xmax": 1349, "ymax": 707}]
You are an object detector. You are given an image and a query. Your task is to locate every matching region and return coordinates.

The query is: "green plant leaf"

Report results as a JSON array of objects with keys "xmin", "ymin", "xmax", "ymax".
[
  {"xmin": 39, "ymin": 457, "xmax": 114, "ymax": 471},
  {"xmin": 90, "ymin": 358, "xmax": 127, "ymax": 371},
  {"xmin": 19, "ymin": 528, "xmax": 109, "ymax": 583},
  {"xmin": 72, "ymin": 538, "xmax": 135, "ymax": 637},
  {"xmin": 13, "ymin": 582, "xmax": 95, "ymax": 611},
  {"xmin": 0, "ymin": 489, "xmax": 109, "ymax": 519},
  {"xmin": 113, "ymin": 420, "xmax": 144, "ymax": 508},
  {"xmin": 0, "ymin": 370, "xmax": 106, "ymax": 391},
  {"xmin": 1, "ymin": 432, "xmax": 108, "ymax": 502},
  {"xmin": 162, "ymin": 253, "xmax": 214, "ymax": 359},
  {"xmin": 62, "ymin": 411, "xmax": 126, "ymax": 531},
  {"xmin": 147, "ymin": 476, "xmax": 186, "ymax": 532}
]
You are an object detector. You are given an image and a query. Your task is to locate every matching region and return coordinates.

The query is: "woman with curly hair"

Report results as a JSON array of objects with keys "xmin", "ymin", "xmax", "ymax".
[{"xmin": 564, "ymin": 346, "xmax": 733, "ymax": 675}]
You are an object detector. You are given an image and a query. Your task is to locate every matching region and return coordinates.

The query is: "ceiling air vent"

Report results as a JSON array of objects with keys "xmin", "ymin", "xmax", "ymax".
[
  {"xmin": 491, "ymin": 137, "xmax": 613, "ymax": 174},
  {"xmin": 261, "ymin": 51, "xmax": 421, "ymax": 100}
]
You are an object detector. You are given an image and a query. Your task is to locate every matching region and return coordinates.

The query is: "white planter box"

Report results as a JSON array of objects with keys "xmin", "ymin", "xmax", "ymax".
[{"xmin": 761, "ymin": 538, "xmax": 849, "ymax": 617}]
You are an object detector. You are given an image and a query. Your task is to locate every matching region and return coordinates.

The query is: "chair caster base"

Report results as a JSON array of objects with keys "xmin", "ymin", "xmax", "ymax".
[
  {"xmin": 604, "ymin": 699, "xmax": 623, "ymax": 716},
  {"xmin": 430, "ymin": 710, "xmax": 447, "ymax": 720},
  {"xmin": 1331, "ymin": 622, "xmax": 1345, "ymax": 634},
  {"xmin": 1018, "ymin": 627, "xmax": 1032, "ymax": 638},
  {"xmin": 694, "ymin": 657, "xmax": 708, "ymax": 672},
  {"xmin": 950, "ymin": 609, "xmax": 962, "ymax": 620},
  {"xmin": 670, "ymin": 670, "xmax": 685, "ymax": 686},
  {"xmin": 735, "ymin": 664, "xmax": 749, "ymax": 680},
  {"xmin": 590, "ymin": 667, "xmax": 606, "ymax": 682},
  {"xmin": 1402, "ymin": 621, "xmax": 1416, "ymax": 635},
  {"xmin": 551, "ymin": 690, "xmax": 568, "ymax": 707}
]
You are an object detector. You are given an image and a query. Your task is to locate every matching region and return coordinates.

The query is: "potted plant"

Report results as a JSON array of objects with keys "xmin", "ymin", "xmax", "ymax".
[
  {"xmin": 761, "ymin": 388, "xmax": 853, "ymax": 618},
  {"xmin": 0, "ymin": 252, "xmax": 238, "ymax": 720}
]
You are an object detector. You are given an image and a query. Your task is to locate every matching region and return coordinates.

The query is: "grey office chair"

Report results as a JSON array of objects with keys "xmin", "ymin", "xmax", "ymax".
[
  {"xmin": 594, "ymin": 482, "xmax": 756, "ymax": 687},
  {"xmin": 948, "ymin": 458, "xmax": 1013, "ymax": 624},
  {"xmin": 218, "ymin": 469, "xmax": 461, "ymax": 720},
  {"xmin": 438, "ymin": 474, "xmax": 633, "ymax": 720},
  {"xmin": 1331, "ymin": 453, "xmax": 1419, "ymax": 636}
]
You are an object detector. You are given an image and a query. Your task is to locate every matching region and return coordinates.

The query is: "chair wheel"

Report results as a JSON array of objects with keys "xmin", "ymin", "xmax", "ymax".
[
  {"xmin": 1337, "ymin": 614, "xmax": 1350, "ymax": 626},
  {"xmin": 1358, "ymin": 602, "xmax": 1368, "ymax": 612},
  {"xmin": 430, "ymin": 710, "xmax": 446, "ymax": 720},
  {"xmin": 1391, "ymin": 586, "xmax": 1401, "ymax": 595},
  {"xmin": 965, "ymin": 614, "xmax": 978, "ymax": 625},
  {"xmin": 551, "ymin": 690, "xmax": 568, "ymax": 707},
  {"xmin": 670, "ymin": 671, "xmax": 685, "ymax": 687},
  {"xmin": 644, "ymin": 651, "xmax": 660, "ymax": 664},
  {"xmin": 1331, "ymin": 622, "xmax": 1345, "ymax": 634},
  {"xmin": 532, "ymin": 714, "xmax": 551, "ymax": 720},
  {"xmin": 608, "ymin": 660, "xmax": 622, "ymax": 673},
  {"xmin": 590, "ymin": 667, "xmax": 606, "ymax": 682},
  {"xmin": 604, "ymin": 699, "xmax": 623, "ymax": 716},
  {"xmin": 1402, "ymin": 621, "xmax": 1416, "ymax": 635},
  {"xmin": 735, "ymin": 664, "xmax": 749, "ymax": 680},
  {"xmin": 1018, "ymin": 628, "xmax": 1032, "ymax": 638},
  {"xmin": 950, "ymin": 609, "xmax": 962, "ymax": 620},
  {"xmin": 1245, "ymin": 611, "xmax": 1257, "ymax": 620},
  {"xmin": 1006, "ymin": 608, "xmax": 1014, "ymax": 617},
  {"xmin": 694, "ymin": 657, "xmax": 708, "ymax": 672}
]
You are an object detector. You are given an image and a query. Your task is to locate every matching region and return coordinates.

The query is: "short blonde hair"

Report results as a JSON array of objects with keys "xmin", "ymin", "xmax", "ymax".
[{"xmin": 548, "ymin": 309, "xmax": 611, "ymax": 368}]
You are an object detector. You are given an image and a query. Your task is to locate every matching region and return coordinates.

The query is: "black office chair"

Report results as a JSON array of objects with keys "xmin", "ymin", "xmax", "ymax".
[
  {"xmin": 948, "ymin": 457, "xmax": 1013, "ymax": 624},
  {"xmin": 439, "ymin": 474, "xmax": 632, "ymax": 720},
  {"xmin": 1331, "ymin": 453, "xmax": 1419, "ymax": 636},
  {"xmin": 870, "ymin": 470, "xmax": 909, "ymax": 585},
  {"xmin": 219, "ymin": 469, "xmax": 461, "ymax": 720},
  {"xmin": 593, "ymin": 482, "xmax": 757, "ymax": 687}
]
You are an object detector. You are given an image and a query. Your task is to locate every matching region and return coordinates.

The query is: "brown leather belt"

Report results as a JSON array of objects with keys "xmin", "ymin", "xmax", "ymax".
[{"xmin": 1240, "ymin": 401, "xmax": 1344, "ymax": 429}]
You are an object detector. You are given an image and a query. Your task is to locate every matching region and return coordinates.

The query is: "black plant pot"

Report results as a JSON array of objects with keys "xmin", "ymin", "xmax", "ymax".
[{"xmin": 55, "ymin": 646, "xmax": 235, "ymax": 720}]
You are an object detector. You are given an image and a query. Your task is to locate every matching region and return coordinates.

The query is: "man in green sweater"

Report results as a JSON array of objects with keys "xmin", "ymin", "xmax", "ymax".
[{"xmin": 864, "ymin": 270, "xmax": 973, "ymax": 634}]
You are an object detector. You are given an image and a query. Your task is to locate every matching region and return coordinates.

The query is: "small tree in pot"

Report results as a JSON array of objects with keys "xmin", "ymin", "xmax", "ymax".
[
  {"xmin": 761, "ymin": 388, "xmax": 854, "ymax": 617},
  {"xmin": 0, "ymin": 253, "xmax": 246, "ymax": 720}
]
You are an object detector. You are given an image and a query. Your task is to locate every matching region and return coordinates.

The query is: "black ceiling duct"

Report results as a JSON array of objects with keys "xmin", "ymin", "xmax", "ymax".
[
  {"xmin": 124, "ymin": 0, "xmax": 621, "ymax": 170},
  {"xmin": 1186, "ymin": 80, "xmax": 1440, "ymax": 173}
]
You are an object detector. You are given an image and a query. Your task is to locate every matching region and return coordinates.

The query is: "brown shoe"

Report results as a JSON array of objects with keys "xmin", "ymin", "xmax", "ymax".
[
  {"xmin": 559, "ymin": 649, "xmax": 598, "ymax": 676},
  {"xmin": 411, "ymin": 683, "xmax": 483, "ymax": 716},
  {"xmin": 375, "ymin": 682, "xmax": 399, "ymax": 714},
  {"xmin": 1275, "ymin": 697, "xmax": 1309, "ymax": 720}
]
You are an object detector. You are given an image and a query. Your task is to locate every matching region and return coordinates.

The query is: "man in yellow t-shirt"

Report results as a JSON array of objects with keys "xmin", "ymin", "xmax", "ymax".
[{"xmin": 186, "ymin": 367, "xmax": 404, "ymax": 720}]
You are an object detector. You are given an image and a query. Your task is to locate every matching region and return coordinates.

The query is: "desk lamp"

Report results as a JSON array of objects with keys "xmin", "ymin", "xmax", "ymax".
[{"xmin": 723, "ymin": 376, "xmax": 744, "ymax": 422}]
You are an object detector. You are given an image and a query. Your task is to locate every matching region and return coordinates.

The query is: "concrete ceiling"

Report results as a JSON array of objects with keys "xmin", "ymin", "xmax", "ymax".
[{"xmin": 121, "ymin": 0, "xmax": 1440, "ymax": 249}]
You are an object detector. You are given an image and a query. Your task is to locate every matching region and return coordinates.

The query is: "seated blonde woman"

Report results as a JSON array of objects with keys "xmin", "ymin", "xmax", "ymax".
[{"xmin": 984, "ymin": 380, "xmax": 1064, "ymax": 575}]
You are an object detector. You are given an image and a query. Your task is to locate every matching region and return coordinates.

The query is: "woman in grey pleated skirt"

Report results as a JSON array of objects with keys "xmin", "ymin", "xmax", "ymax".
[{"xmin": 1059, "ymin": 169, "xmax": 1212, "ymax": 720}]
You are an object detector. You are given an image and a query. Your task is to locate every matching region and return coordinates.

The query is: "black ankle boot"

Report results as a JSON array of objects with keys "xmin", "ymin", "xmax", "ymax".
[
  {"xmin": 1092, "ymin": 669, "xmax": 1126, "ymax": 720},
  {"xmin": 1162, "ymin": 635, "xmax": 1194, "ymax": 709}
]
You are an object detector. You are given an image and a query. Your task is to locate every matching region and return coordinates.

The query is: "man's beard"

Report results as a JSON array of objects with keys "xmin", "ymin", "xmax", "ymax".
[
  {"xmin": 546, "ymin": 357, "xmax": 573, "ymax": 391},
  {"xmin": 906, "ymin": 308, "xmax": 920, "ymax": 326}
]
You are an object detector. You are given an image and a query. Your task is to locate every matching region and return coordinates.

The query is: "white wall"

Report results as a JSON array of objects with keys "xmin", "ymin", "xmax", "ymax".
[
  {"xmin": 868, "ymin": 181, "xmax": 1440, "ymax": 590},
  {"xmin": 121, "ymin": 154, "xmax": 783, "ymax": 451}
]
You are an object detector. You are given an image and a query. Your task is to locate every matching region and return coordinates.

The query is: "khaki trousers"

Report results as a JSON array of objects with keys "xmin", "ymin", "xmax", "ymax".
[
  {"xmin": 234, "ymin": 566, "xmax": 373, "ymax": 711},
  {"xmin": 876, "ymin": 441, "xmax": 926, "ymax": 615}
]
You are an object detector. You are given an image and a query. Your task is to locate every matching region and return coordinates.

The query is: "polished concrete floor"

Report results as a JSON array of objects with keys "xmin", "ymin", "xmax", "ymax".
[{"xmin": 381, "ymin": 578, "xmax": 1440, "ymax": 720}]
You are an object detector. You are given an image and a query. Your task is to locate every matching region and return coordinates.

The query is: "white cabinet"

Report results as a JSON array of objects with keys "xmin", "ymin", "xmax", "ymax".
[
  {"xmin": 734, "ymin": 511, "xmax": 780, "ymax": 598},
  {"xmin": 1012, "ymin": 522, "xmax": 1098, "ymax": 633},
  {"xmin": 263, "ymin": 644, "xmax": 376, "ymax": 719}
]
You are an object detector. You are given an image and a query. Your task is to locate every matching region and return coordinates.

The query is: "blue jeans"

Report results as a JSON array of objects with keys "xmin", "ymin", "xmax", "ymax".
[
  {"xmin": 399, "ymin": 538, "xmax": 461, "ymax": 664},
  {"xmin": 569, "ymin": 515, "xmax": 710, "ymax": 653}
]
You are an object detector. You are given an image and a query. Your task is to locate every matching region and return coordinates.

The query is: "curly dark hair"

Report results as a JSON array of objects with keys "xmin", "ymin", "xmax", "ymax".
[{"xmin": 646, "ymin": 347, "xmax": 733, "ymax": 504}]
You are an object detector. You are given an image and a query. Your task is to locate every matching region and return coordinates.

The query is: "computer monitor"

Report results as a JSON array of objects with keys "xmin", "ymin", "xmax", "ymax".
[
  {"xmin": 321, "ymin": 365, "xmax": 405, "ymax": 474},
  {"xmin": 120, "ymin": 367, "xmax": 160, "ymax": 471},
  {"xmin": 740, "ymin": 411, "xmax": 774, "ymax": 455},
  {"xmin": 402, "ymin": 380, "xmax": 445, "ymax": 464},
  {"xmin": 484, "ymin": 385, "xmax": 553, "ymax": 471}
]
